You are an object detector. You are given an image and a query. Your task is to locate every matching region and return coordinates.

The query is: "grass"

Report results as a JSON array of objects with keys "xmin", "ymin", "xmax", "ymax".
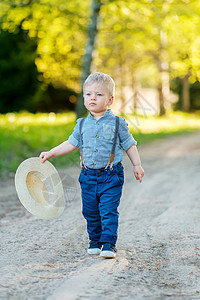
[
  {"xmin": 0, "ymin": 111, "xmax": 78, "ymax": 177},
  {"xmin": 127, "ymin": 110, "xmax": 200, "ymax": 145},
  {"xmin": 0, "ymin": 110, "xmax": 200, "ymax": 177}
]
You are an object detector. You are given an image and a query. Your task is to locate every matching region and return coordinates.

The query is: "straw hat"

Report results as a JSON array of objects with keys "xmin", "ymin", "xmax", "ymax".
[{"xmin": 15, "ymin": 157, "xmax": 65, "ymax": 220}]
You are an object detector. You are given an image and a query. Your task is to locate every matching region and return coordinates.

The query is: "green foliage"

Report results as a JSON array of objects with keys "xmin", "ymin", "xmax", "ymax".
[
  {"xmin": 0, "ymin": 0, "xmax": 90, "ymax": 92},
  {"xmin": 167, "ymin": 0, "xmax": 200, "ymax": 81},
  {"xmin": 0, "ymin": 29, "xmax": 77, "ymax": 113},
  {"xmin": 2, "ymin": 0, "xmax": 200, "ymax": 90},
  {"xmin": 93, "ymin": 0, "xmax": 200, "ymax": 88},
  {"xmin": 0, "ymin": 29, "xmax": 39, "ymax": 113},
  {"xmin": 1, "ymin": 0, "xmax": 200, "ymax": 114}
]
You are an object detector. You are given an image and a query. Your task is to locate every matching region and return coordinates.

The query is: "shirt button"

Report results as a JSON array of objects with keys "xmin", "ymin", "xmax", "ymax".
[
  {"xmin": 95, "ymin": 135, "xmax": 98, "ymax": 138},
  {"xmin": 97, "ymin": 122, "xmax": 99, "ymax": 125},
  {"xmin": 93, "ymin": 162, "xmax": 96, "ymax": 165},
  {"xmin": 94, "ymin": 149, "xmax": 98, "ymax": 152}
]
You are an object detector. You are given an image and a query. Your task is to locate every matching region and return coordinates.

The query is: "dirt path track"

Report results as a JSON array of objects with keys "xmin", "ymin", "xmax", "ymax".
[{"xmin": 0, "ymin": 132, "xmax": 200, "ymax": 299}]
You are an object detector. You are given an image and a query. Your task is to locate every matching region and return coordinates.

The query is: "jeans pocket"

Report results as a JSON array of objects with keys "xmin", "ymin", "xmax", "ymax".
[{"xmin": 78, "ymin": 171, "xmax": 85, "ymax": 183}]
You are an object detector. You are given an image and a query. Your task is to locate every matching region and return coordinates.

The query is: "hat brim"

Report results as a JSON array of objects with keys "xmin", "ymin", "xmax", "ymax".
[{"xmin": 15, "ymin": 157, "xmax": 65, "ymax": 220}]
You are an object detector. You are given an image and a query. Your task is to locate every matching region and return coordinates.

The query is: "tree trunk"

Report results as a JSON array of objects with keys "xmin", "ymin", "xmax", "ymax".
[
  {"xmin": 182, "ymin": 74, "xmax": 190, "ymax": 112},
  {"xmin": 156, "ymin": 4, "xmax": 170, "ymax": 116},
  {"xmin": 131, "ymin": 72, "xmax": 140, "ymax": 114},
  {"xmin": 76, "ymin": 0, "xmax": 102, "ymax": 118},
  {"xmin": 157, "ymin": 68, "xmax": 170, "ymax": 116},
  {"xmin": 157, "ymin": 76, "xmax": 165, "ymax": 116}
]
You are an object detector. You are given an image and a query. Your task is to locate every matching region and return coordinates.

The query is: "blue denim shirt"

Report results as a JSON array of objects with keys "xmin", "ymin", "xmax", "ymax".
[{"xmin": 68, "ymin": 109, "xmax": 137, "ymax": 169}]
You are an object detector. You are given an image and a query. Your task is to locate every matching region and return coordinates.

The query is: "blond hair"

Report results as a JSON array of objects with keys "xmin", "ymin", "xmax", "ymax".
[{"xmin": 83, "ymin": 72, "xmax": 115, "ymax": 97}]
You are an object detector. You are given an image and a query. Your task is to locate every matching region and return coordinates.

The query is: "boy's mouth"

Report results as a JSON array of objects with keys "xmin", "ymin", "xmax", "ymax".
[{"xmin": 89, "ymin": 102, "xmax": 96, "ymax": 106}]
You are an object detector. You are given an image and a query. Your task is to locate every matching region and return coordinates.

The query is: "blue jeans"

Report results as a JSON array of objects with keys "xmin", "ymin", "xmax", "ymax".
[{"xmin": 78, "ymin": 162, "xmax": 124, "ymax": 245}]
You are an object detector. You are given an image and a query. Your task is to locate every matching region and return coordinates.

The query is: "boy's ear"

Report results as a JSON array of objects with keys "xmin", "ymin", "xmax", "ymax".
[{"xmin": 108, "ymin": 95, "xmax": 114, "ymax": 106}]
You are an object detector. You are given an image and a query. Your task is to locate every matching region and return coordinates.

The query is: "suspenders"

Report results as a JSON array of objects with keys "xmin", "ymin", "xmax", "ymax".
[
  {"xmin": 105, "ymin": 116, "xmax": 119, "ymax": 170},
  {"xmin": 79, "ymin": 117, "xmax": 87, "ymax": 170},
  {"xmin": 79, "ymin": 116, "xmax": 120, "ymax": 170}
]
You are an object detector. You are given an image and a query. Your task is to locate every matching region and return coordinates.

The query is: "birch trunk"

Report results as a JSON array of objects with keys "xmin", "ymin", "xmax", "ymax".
[
  {"xmin": 156, "ymin": 2, "xmax": 170, "ymax": 116},
  {"xmin": 76, "ymin": 0, "xmax": 102, "ymax": 118}
]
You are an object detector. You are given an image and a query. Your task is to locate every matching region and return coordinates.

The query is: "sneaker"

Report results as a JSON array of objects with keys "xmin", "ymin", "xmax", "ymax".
[
  {"xmin": 100, "ymin": 243, "xmax": 117, "ymax": 258},
  {"xmin": 87, "ymin": 241, "xmax": 102, "ymax": 255}
]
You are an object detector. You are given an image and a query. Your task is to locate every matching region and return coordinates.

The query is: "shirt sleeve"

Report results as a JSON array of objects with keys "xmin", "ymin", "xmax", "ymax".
[
  {"xmin": 118, "ymin": 117, "xmax": 137, "ymax": 151},
  {"xmin": 67, "ymin": 118, "xmax": 82, "ymax": 147}
]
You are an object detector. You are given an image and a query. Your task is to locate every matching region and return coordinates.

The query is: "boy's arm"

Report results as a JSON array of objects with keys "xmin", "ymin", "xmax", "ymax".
[
  {"xmin": 40, "ymin": 141, "xmax": 79, "ymax": 163},
  {"xmin": 126, "ymin": 145, "xmax": 144, "ymax": 183}
]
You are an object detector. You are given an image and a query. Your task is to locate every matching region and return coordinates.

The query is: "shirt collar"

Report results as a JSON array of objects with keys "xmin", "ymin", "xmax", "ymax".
[{"xmin": 88, "ymin": 109, "xmax": 113, "ymax": 120}]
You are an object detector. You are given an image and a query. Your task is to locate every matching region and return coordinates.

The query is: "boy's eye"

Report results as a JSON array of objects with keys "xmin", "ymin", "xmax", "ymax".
[
  {"xmin": 86, "ymin": 93, "xmax": 91, "ymax": 96},
  {"xmin": 97, "ymin": 93, "xmax": 102, "ymax": 96}
]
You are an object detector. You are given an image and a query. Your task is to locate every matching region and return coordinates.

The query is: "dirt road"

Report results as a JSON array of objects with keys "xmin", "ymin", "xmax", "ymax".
[{"xmin": 0, "ymin": 132, "xmax": 200, "ymax": 299}]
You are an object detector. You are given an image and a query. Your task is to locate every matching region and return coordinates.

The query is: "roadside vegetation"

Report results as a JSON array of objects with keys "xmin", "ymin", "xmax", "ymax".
[{"xmin": 1, "ymin": 110, "xmax": 199, "ymax": 177}]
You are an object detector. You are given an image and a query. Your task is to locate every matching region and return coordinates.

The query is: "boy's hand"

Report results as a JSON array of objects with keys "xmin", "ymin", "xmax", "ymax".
[
  {"xmin": 39, "ymin": 151, "xmax": 53, "ymax": 163},
  {"xmin": 134, "ymin": 165, "xmax": 144, "ymax": 183}
]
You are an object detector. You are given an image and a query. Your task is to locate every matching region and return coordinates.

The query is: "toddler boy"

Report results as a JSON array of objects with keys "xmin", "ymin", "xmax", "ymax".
[{"xmin": 40, "ymin": 72, "xmax": 144, "ymax": 258}]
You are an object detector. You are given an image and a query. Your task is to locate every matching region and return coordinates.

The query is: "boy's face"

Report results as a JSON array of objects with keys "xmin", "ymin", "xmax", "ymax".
[{"xmin": 83, "ymin": 82, "xmax": 114, "ymax": 114}]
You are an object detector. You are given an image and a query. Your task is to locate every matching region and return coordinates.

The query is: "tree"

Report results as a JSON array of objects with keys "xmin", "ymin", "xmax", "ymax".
[
  {"xmin": 0, "ymin": 0, "xmax": 90, "ymax": 92},
  {"xmin": 1, "ymin": 0, "xmax": 200, "ymax": 115},
  {"xmin": 92, "ymin": 0, "xmax": 200, "ymax": 115},
  {"xmin": 76, "ymin": 0, "xmax": 102, "ymax": 118},
  {"xmin": 167, "ymin": 0, "xmax": 200, "ymax": 112},
  {"xmin": 92, "ymin": 0, "xmax": 156, "ymax": 113}
]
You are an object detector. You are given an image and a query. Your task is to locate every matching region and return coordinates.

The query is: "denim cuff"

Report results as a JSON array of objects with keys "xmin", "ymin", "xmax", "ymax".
[{"xmin": 99, "ymin": 234, "xmax": 117, "ymax": 245}]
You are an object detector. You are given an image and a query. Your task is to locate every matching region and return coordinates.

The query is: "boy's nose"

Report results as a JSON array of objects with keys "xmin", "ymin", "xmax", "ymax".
[{"xmin": 91, "ymin": 95, "xmax": 96, "ymax": 100}]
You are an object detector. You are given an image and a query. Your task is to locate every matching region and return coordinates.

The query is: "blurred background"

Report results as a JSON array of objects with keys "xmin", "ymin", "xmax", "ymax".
[{"xmin": 0, "ymin": 0, "xmax": 200, "ymax": 176}]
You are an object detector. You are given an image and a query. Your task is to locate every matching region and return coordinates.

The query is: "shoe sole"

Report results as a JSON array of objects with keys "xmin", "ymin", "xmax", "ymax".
[
  {"xmin": 100, "ymin": 250, "xmax": 116, "ymax": 258},
  {"xmin": 87, "ymin": 248, "xmax": 101, "ymax": 255}
]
